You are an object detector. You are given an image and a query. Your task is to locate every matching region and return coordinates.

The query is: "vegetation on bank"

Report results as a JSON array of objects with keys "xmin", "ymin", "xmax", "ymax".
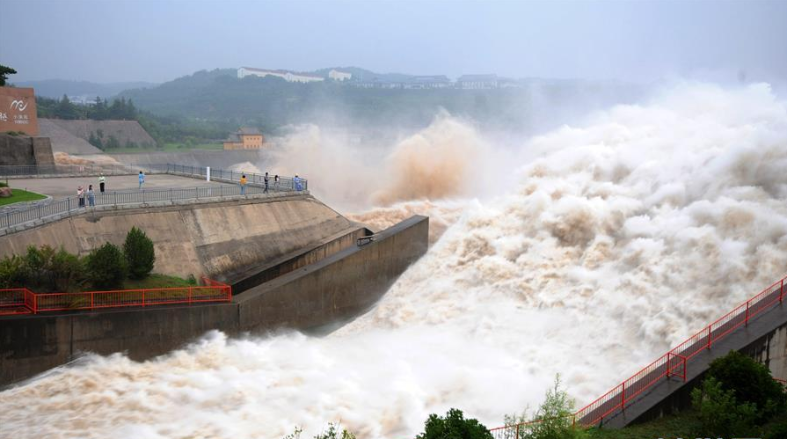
[
  {"xmin": 0, "ymin": 188, "xmax": 47, "ymax": 206},
  {"xmin": 0, "ymin": 226, "xmax": 193, "ymax": 292}
]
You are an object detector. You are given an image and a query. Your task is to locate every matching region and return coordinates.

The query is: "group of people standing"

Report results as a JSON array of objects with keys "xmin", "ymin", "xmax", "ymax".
[
  {"xmin": 76, "ymin": 173, "xmax": 109, "ymax": 208},
  {"xmin": 239, "ymin": 172, "xmax": 303, "ymax": 196}
]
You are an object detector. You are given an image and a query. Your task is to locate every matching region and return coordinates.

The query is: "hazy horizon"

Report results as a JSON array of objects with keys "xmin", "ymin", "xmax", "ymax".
[{"xmin": 2, "ymin": 0, "xmax": 786, "ymax": 86}]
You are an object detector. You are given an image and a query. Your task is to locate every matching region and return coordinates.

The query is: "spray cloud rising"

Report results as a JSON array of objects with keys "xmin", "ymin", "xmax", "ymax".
[{"xmin": 2, "ymin": 83, "xmax": 787, "ymax": 439}]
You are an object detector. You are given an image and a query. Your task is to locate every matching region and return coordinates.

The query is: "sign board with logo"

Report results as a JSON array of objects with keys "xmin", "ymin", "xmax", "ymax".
[{"xmin": 0, "ymin": 86, "xmax": 39, "ymax": 136}]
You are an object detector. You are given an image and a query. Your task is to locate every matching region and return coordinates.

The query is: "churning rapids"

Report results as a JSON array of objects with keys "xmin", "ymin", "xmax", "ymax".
[{"xmin": 3, "ymin": 83, "xmax": 787, "ymax": 439}]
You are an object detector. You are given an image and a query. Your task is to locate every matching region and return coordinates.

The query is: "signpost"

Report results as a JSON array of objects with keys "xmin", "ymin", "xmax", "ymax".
[{"xmin": 0, "ymin": 87, "xmax": 39, "ymax": 136}]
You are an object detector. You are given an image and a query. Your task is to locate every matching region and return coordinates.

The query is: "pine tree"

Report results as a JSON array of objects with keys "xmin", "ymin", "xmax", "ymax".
[{"xmin": 123, "ymin": 227, "xmax": 155, "ymax": 279}]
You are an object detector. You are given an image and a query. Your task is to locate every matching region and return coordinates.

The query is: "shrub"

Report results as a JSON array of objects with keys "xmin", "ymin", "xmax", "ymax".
[
  {"xmin": 280, "ymin": 424, "xmax": 355, "ymax": 439},
  {"xmin": 691, "ymin": 376, "xmax": 758, "ymax": 437},
  {"xmin": 187, "ymin": 274, "xmax": 197, "ymax": 285},
  {"xmin": 0, "ymin": 181, "xmax": 7, "ymax": 187},
  {"xmin": 314, "ymin": 423, "xmax": 356, "ymax": 439},
  {"xmin": 706, "ymin": 350, "xmax": 786, "ymax": 421},
  {"xmin": 24, "ymin": 245, "xmax": 56, "ymax": 291},
  {"xmin": 417, "ymin": 408, "xmax": 492, "ymax": 439},
  {"xmin": 766, "ymin": 420, "xmax": 787, "ymax": 439},
  {"xmin": 506, "ymin": 375, "xmax": 586, "ymax": 439},
  {"xmin": 0, "ymin": 254, "xmax": 28, "ymax": 288},
  {"xmin": 86, "ymin": 242, "xmax": 126, "ymax": 289},
  {"xmin": 50, "ymin": 248, "xmax": 86, "ymax": 292},
  {"xmin": 123, "ymin": 227, "xmax": 155, "ymax": 280}
]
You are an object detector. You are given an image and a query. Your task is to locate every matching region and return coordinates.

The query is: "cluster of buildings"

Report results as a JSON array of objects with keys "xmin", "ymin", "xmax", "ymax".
[
  {"xmin": 237, "ymin": 67, "xmax": 520, "ymax": 90},
  {"xmin": 237, "ymin": 67, "xmax": 352, "ymax": 83}
]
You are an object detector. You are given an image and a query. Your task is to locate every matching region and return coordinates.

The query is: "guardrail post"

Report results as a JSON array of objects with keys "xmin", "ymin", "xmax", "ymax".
[
  {"xmin": 189, "ymin": 287, "xmax": 192, "ymax": 304},
  {"xmin": 666, "ymin": 353, "xmax": 672, "ymax": 378},
  {"xmin": 745, "ymin": 302, "xmax": 750, "ymax": 326},
  {"xmin": 621, "ymin": 383, "xmax": 626, "ymax": 409},
  {"xmin": 707, "ymin": 326, "xmax": 712, "ymax": 349},
  {"xmin": 142, "ymin": 290, "xmax": 146, "ymax": 307},
  {"xmin": 91, "ymin": 292, "xmax": 94, "ymax": 309},
  {"xmin": 781, "ymin": 279, "xmax": 784, "ymax": 304},
  {"xmin": 515, "ymin": 424, "xmax": 520, "ymax": 439},
  {"xmin": 682, "ymin": 356, "xmax": 687, "ymax": 382}
]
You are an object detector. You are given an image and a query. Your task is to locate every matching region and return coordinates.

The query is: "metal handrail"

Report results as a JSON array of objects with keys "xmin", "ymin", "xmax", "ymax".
[
  {"xmin": 0, "ymin": 278, "xmax": 231, "ymax": 315},
  {"xmin": 487, "ymin": 274, "xmax": 787, "ymax": 437},
  {"xmin": 0, "ymin": 163, "xmax": 309, "ymax": 231}
]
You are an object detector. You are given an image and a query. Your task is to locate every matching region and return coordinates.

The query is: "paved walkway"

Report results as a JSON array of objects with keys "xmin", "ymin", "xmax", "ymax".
[{"xmin": 7, "ymin": 175, "xmax": 234, "ymax": 200}]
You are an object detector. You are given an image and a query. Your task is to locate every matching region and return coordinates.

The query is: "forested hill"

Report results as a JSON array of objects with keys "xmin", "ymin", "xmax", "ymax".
[
  {"xmin": 15, "ymin": 79, "xmax": 157, "ymax": 99},
  {"xmin": 119, "ymin": 68, "xmax": 645, "ymax": 135}
]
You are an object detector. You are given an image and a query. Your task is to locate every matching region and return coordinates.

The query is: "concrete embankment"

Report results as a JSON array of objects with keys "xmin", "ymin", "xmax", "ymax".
[
  {"xmin": 0, "ymin": 215, "xmax": 429, "ymax": 386},
  {"xmin": 0, "ymin": 193, "xmax": 354, "ymax": 281}
]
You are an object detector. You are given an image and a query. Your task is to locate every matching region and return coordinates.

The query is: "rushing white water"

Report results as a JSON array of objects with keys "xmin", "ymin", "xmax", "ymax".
[{"xmin": 2, "ymin": 83, "xmax": 787, "ymax": 439}]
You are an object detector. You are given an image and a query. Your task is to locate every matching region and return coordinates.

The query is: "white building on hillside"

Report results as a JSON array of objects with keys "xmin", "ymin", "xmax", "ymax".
[
  {"xmin": 238, "ymin": 67, "xmax": 325, "ymax": 83},
  {"xmin": 457, "ymin": 74, "xmax": 499, "ymax": 89},
  {"xmin": 329, "ymin": 69, "xmax": 352, "ymax": 81}
]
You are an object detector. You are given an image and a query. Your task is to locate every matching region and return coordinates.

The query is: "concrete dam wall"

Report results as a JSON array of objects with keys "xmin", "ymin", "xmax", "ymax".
[
  {"xmin": 0, "ymin": 194, "xmax": 355, "ymax": 283},
  {"xmin": 0, "ymin": 215, "xmax": 429, "ymax": 386}
]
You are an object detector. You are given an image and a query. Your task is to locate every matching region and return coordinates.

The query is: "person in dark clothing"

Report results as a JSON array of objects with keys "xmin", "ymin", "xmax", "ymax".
[{"xmin": 264, "ymin": 172, "xmax": 269, "ymax": 193}]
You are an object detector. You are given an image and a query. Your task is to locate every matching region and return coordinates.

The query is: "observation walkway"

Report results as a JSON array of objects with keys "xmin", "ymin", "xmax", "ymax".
[
  {"xmin": 0, "ymin": 163, "xmax": 309, "ymax": 234},
  {"xmin": 490, "ymin": 275, "xmax": 787, "ymax": 437}
]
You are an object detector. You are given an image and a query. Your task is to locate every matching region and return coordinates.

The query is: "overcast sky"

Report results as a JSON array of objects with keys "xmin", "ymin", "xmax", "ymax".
[{"xmin": 1, "ymin": 0, "xmax": 786, "ymax": 84}]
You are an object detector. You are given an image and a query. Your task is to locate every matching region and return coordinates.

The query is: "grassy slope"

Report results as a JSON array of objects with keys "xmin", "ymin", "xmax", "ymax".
[
  {"xmin": 587, "ymin": 411, "xmax": 703, "ymax": 439},
  {"xmin": 0, "ymin": 188, "xmax": 47, "ymax": 206},
  {"xmin": 121, "ymin": 273, "xmax": 196, "ymax": 289}
]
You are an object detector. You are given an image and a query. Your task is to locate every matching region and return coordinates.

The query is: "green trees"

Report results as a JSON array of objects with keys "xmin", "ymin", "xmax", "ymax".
[
  {"xmin": 691, "ymin": 350, "xmax": 787, "ymax": 437},
  {"xmin": 706, "ymin": 350, "xmax": 786, "ymax": 421},
  {"xmin": 55, "ymin": 94, "xmax": 81, "ymax": 119},
  {"xmin": 505, "ymin": 375, "xmax": 586, "ymax": 439},
  {"xmin": 0, "ymin": 245, "xmax": 87, "ymax": 292},
  {"xmin": 0, "ymin": 228, "xmax": 158, "ymax": 291},
  {"xmin": 417, "ymin": 408, "xmax": 493, "ymax": 439},
  {"xmin": 692, "ymin": 376, "xmax": 758, "ymax": 438},
  {"xmin": 0, "ymin": 64, "xmax": 16, "ymax": 86},
  {"xmin": 124, "ymin": 226, "xmax": 155, "ymax": 280},
  {"xmin": 85, "ymin": 242, "xmax": 126, "ymax": 289}
]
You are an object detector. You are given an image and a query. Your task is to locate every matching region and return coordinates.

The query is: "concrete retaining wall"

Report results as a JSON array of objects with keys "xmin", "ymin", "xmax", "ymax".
[
  {"xmin": 0, "ymin": 135, "xmax": 55, "ymax": 167},
  {"xmin": 230, "ymin": 226, "xmax": 370, "ymax": 292},
  {"xmin": 0, "ymin": 215, "xmax": 429, "ymax": 386},
  {"xmin": 0, "ymin": 194, "xmax": 354, "ymax": 279},
  {"xmin": 237, "ymin": 216, "xmax": 429, "ymax": 329}
]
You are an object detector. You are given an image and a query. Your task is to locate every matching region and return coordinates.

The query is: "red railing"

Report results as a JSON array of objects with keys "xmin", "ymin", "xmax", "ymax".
[
  {"xmin": 488, "ymin": 274, "xmax": 787, "ymax": 436},
  {"xmin": 0, "ymin": 277, "xmax": 231, "ymax": 315}
]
